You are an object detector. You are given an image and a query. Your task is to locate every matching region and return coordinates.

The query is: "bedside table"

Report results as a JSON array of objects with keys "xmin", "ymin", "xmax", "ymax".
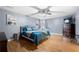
[
  {"xmin": 13, "ymin": 33, "xmax": 20, "ymax": 42},
  {"xmin": 13, "ymin": 33, "xmax": 20, "ymax": 46}
]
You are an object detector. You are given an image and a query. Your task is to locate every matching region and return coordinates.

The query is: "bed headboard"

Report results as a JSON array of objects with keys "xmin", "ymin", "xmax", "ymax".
[
  {"xmin": 20, "ymin": 25, "xmax": 39, "ymax": 34},
  {"xmin": 20, "ymin": 26, "xmax": 27, "ymax": 33}
]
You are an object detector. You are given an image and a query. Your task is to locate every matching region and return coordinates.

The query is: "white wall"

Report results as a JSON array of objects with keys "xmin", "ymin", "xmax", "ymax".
[
  {"xmin": 26, "ymin": 17, "xmax": 64, "ymax": 35},
  {"xmin": 46, "ymin": 17, "xmax": 64, "ymax": 35},
  {"xmin": 0, "ymin": 8, "xmax": 64, "ymax": 39},
  {"xmin": 75, "ymin": 14, "xmax": 79, "ymax": 35},
  {"xmin": 26, "ymin": 16, "xmax": 40, "ymax": 26},
  {"xmin": 0, "ymin": 10, "xmax": 2, "ymax": 32},
  {"xmin": 0, "ymin": 9, "xmax": 27, "ymax": 39},
  {"xmin": 75, "ymin": 13, "xmax": 79, "ymax": 42}
]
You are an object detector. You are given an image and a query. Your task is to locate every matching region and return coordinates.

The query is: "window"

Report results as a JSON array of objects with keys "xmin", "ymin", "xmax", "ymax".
[{"xmin": 39, "ymin": 20, "xmax": 46, "ymax": 30}]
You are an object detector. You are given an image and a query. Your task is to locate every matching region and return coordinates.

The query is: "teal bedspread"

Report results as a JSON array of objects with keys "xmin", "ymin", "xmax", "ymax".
[
  {"xmin": 30, "ymin": 31, "xmax": 48, "ymax": 45},
  {"xmin": 20, "ymin": 26, "xmax": 49, "ymax": 45}
]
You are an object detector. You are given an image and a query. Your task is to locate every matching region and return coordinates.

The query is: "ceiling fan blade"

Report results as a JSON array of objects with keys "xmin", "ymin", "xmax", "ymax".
[
  {"xmin": 26, "ymin": 15, "xmax": 39, "ymax": 19},
  {"xmin": 46, "ymin": 6, "xmax": 52, "ymax": 10},
  {"xmin": 48, "ymin": 11, "xmax": 67, "ymax": 13},
  {"xmin": 31, "ymin": 6, "xmax": 41, "ymax": 10},
  {"xmin": 44, "ymin": 12, "xmax": 52, "ymax": 15},
  {"xmin": 29, "ymin": 12, "xmax": 40, "ymax": 16}
]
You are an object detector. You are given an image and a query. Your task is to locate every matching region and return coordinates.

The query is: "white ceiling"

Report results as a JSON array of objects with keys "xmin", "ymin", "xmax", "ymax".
[{"xmin": 0, "ymin": 6, "xmax": 78, "ymax": 19}]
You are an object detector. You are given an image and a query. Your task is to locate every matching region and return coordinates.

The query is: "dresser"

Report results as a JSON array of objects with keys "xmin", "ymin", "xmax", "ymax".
[
  {"xmin": 63, "ymin": 16, "xmax": 75, "ymax": 39},
  {"xmin": 0, "ymin": 32, "xmax": 7, "ymax": 52}
]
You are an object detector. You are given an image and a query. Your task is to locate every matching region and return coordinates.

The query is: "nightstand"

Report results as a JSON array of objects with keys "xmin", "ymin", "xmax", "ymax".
[
  {"xmin": 13, "ymin": 33, "xmax": 20, "ymax": 42},
  {"xmin": 13, "ymin": 33, "xmax": 21, "ymax": 46}
]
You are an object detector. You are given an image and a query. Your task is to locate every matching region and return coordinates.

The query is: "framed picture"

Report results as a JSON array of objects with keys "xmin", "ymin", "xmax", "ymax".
[{"xmin": 6, "ymin": 14, "xmax": 16, "ymax": 25}]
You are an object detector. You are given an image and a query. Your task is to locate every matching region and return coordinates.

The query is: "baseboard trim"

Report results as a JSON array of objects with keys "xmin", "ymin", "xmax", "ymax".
[
  {"xmin": 50, "ymin": 33, "xmax": 63, "ymax": 36},
  {"xmin": 8, "ymin": 39, "xmax": 14, "ymax": 42}
]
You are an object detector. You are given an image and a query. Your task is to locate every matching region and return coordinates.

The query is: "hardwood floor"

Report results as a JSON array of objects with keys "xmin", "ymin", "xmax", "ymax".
[{"xmin": 7, "ymin": 35, "xmax": 79, "ymax": 52}]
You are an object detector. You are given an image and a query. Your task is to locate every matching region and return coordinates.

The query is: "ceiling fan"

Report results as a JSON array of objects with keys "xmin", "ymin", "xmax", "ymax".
[{"xmin": 29, "ymin": 6, "xmax": 67, "ymax": 15}]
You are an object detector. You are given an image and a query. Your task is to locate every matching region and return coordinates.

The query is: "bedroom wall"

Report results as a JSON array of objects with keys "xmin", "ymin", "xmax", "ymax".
[
  {"xmin": 75, "ymin": 13, "xmax": 79, "ymax": 42},
  {"xmin": 25, "ymin": 16, "xmax": 39, "ymax": 27},
  {"xmin": 0, "ymin": 10, "xmax": 2, "ymax": 32},
  {"xmin": 0, "ymin": 8, "xmax": 64, "ymax": 39},
  {"xmin": 25, "ymin": 16, "xmax": 64, "ymax": 35},
  {"xmin": 75, "ymin": 14, "xmax": 79, "ymax": 35},
  {"xmin": 0, "ymin": 9, "xmax": 27, "ymax": 39},
  {"xmin": 46, "ymin": 17, "xmax": 64, "ymax": 35}
]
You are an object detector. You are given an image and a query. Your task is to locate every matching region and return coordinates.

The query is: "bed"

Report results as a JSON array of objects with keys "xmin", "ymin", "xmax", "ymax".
[{"xmin": 20, "ymin": 26, "xmax": 50, "ymax": 45}]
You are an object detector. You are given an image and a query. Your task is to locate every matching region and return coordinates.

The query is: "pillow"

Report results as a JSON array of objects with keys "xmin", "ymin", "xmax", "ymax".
[
  {"xmin": 31, "ymin": 27, "xmax": 37, "ymax": 30},
  {"xmin": 27, "ymin": 27, "xmax": 32, "ymax": 31},
  {"xmin": 23, "ymin": 27, "xmax": 27, "ymax": 31}
]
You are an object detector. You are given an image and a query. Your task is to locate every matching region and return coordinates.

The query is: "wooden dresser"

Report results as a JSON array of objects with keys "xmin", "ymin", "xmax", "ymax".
[
  {"xmin": 0, "ymin": 32, "xmax": 7, "ymax": 52},
  {"xmin": 63, "ymin": 16, "xmax": 75, "ymax": 39}
]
